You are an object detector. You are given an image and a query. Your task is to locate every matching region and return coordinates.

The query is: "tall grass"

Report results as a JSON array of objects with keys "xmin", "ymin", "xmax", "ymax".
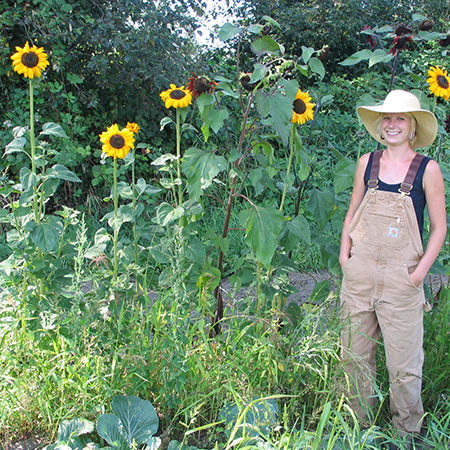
[{"xmin": 1, "ymin": 276, "xmax": 449, "ymax": 449}]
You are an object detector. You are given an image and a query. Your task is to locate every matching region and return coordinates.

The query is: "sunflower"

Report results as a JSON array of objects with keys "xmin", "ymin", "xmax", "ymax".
[
  {"xmin": 99, "ymin": 124, "xmax": 135, "ymax": 159},
  {"xmin": 160, "ymin": 84, "xmax": 192, "ymax": 109},
  {"xmin": 427, "ymin": 66, "xmax": 450, "ymax": 101},
  {"xmin": 11, "ymin": 41, "xmax": 49, "ymax": 79},
  {"xmin": 126, "ymin": 122, "xmax": 140, "ymax": 134},
  {"xmin": 187, "ymin": 74, "xmax": 217, "ymax": 98},
  {"xmin": 389, "ymin": 35, "xmax": 412, "ymax": 55},
  {"xmin": 291, "ymin": 90, "xmax": 315, "ymax": 125}
]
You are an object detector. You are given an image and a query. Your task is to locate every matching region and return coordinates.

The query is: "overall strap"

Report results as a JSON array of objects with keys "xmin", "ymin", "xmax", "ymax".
[
  {"xmin": 399, "ymin": 153, "xmax": 425, "ymax": 195},
  {"xmin": 367, "ymin": 150, "xmax": 383, "ymax": 190}
]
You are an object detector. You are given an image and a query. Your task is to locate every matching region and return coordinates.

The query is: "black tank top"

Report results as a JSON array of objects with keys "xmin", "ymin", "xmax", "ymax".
[{"xmin": 364, "ymin": 151, "xmax": 431, "ymax": 236}]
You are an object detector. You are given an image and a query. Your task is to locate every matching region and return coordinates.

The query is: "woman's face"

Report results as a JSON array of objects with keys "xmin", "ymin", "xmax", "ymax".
[{"xmin": 381, "ymin": 113, "xmax": 412, "ymax": 147}]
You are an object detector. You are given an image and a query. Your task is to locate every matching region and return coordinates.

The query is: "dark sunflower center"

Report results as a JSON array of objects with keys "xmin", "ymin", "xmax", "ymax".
[
  {"xmin": 21, "ymin": 51, "xmax": 39, "ymax": 68},
  {"xmin": 395, "ymin": 37, "xmax": 407, "ymax": 49},
  {"xmin": 437, "ymin": 75, "xmax": 449, "ymax": 89},
  {"xmin": 170, "ymin": 89, "xmax": 186, "ymax": 100},
  {"xmin": 293, "ymin": 99, "xmax": 306, "ymax": 114},
  {"xmin": 195, "ymin": 77, "xmax": 210, "ymax": 93},
  {"xmin": 110, "ymin": 134, "xmax": 125, "ymax": 149}
]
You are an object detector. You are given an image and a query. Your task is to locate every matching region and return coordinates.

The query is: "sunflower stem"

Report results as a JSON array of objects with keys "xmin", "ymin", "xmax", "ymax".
[
  {"xmin": 29, "ymin": 80, "xmax": 39, "ymax": 223},
  {"xmin": 279, "ymin": 124, "xmax": 296, "ymax": 214},
  {"xmin": 113, "ymin": 157, "xmax": 119, "ymax": 286},
  {"xmin": 176, "ymin": 108, "xmax": 183, "ymax": 208},
  {"xmin": 131, "ymin": 147, "xmax": 138, "ymax": 268},
  {"xmin": 388, "ymin": 50, "xmax": 399, "ymax": 93}
]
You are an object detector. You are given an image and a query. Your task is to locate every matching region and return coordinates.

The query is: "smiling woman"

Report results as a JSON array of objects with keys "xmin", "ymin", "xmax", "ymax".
[{"xmin": 339, "ymin": 90, "xmax": 447, "ymax": 449}]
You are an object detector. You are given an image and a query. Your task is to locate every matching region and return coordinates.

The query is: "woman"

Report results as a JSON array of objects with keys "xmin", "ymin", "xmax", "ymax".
[{"xmin": 339, "ymin": 90, "xmax": 447, "ymax": 448}]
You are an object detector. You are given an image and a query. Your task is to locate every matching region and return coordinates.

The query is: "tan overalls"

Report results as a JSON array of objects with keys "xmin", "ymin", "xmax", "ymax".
[{"xmin": 340, "ymin": 150, "xmax": 428, "ymax": 435}]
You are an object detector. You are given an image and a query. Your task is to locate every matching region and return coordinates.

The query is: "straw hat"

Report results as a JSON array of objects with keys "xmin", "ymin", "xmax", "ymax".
[{"xmin": 356, "ymin": 90, "xmax": 438, "ymax": 149}]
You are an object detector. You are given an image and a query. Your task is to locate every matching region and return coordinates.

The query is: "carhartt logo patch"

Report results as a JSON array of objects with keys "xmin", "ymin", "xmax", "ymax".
[{"xmin": 388, "ymin": 227, "xmax": 399, "ymax": 237}]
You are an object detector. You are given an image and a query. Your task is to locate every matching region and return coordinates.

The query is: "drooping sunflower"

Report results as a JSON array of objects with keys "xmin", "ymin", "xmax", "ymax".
[
  {"xmin": 427, "ymin": 66, "xmax": 450, "ymax": 101},
  {"xmin": 291, "ymin": 89, "xmax": 315, "ymax": 125},
  {"xmin": 11, "ymin": 41, "xmax": 49, "ymax": 79},
  {"xmin": 160, "ymin": 84, "xmax": 192, "ymax": 109},
  {"xmin": 126, "ymin": 122, "xmax": 140, "ymax": 134},
  {"xmin": 99, "ymin": 124, "xmax": 135, "ymax": 159},
  {"xmin": 187, "ymin": 74, "xmax": 217, "ymax": 98},
  {"xmin": 389, "ymin": 35, "xmax": 413, "ymax": 55}
]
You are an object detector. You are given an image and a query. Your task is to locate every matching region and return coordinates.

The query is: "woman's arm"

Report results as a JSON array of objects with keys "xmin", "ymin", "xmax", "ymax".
[
  {"xmin": 410, "ymin": 159, "xmax": 447, "ymax": 286},
  {"xmin": 339, "ymin": 153, "xmax": 370, "ymax": 266}
]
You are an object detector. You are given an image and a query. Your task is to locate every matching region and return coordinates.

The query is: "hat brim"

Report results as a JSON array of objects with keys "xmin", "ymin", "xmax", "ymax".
[{"xmin": 357, "ymin": 104, "xmax": 438, "ymax": 149}]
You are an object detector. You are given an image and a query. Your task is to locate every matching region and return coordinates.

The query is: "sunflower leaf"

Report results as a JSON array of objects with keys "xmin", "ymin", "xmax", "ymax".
[
  {"xmin": 278, "ymin": 215, "xmax": 311, "ymax": 252},
  {"xmin": 249, "ymin": 64, "xmax": 267, "ymax": 84},
  {"xmin": 40, "ymin": 122, "xmax": 68, "ymax": 138},
  {"xmin": 5, "ymin": 137, "xmax": 27, "ymax": 154},
  {"xmin": 306, "ymin": 189, "xmax": 335, "ymax": 229},
  {"xmin": 418, "ymin": 30, "xmax": 446, "ymax": 41},
  {"xmin": 240, "ymin": 205, "xmax": 284, "ymax": 268},
  {"xmin": 219, "ymin": 23, "xmax": 243, "ymax": 41},
  {"xmin": 339, "ymin": 49, "xmax": 372, "ymax": 66},
  {"xmin": 160, "ymin": 117, "xmax": 174, "ymax": 131},
  {"xmin": 46, "ymin": 164, "xmax": 82, "ymax": 182},
  {"xmin": 308, "ymin": 57, "xmax": 325, "ymax": 80},
  {"xmin": 30, "ymin": 216, "xmax": 63, "ymax": 253},
  {"xmin": 251, "ymin": 37, "xmax": 281, "ymax": 57},
  {"xmin": 368, "ymin": 49, "xmax": 393, "ymax": 67},
  {"xmin": 182, "ymin": 147, "xmax": 227, "ymax": 200}
]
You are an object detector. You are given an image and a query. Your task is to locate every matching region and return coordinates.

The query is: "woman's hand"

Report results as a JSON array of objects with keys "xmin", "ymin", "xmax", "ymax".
[{"xmin": 409, "ymin": 269, "xmax": 424, "ymax": 288}]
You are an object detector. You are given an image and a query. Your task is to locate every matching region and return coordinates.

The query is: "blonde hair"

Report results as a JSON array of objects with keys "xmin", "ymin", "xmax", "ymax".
[{"xmin": 376, "ymin": 113, "xmax": 417, "ymax": 142}]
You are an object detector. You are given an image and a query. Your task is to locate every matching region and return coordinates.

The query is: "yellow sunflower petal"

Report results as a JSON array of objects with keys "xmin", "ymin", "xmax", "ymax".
[
  {"xmin": 291, "ymin": 89, "xmax": 315, "ymax": 124},
  {"xmin": 160, "ymin": 84, "xmax": 193, "ymax": 109},
  {"xmin": 427, "ymin": 66, "xmax": 450, "ymax": 101},
  {"xmin": 99, "ymin": 124, "xmax": 135, "ymax": 159},
  {"xmin": 11, "ymin": 41, "xmax": 49, "ymax": 79}
]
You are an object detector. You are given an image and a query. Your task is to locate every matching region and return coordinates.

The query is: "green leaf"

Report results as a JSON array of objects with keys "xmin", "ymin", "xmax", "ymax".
[
  {"xmin": 30, "ymin": 216, "xmax": 63, "ymax": 253},
  {"xmin": 308, "ymin": 57, "xmax": 325, "ymax": 80},
  {"xmin": 279, "ymin": 78, "xmax": 299, "ymax": 101},
  {"xmin": 219, "ymin": 397, "xmax": 279, "ymax": 439},
  {"xmin": 418, "ymin": 30, "xmax": 446, "ymax": 41},
  {"xmin": 368, "ymin": 49, "xmax": 393, "ymax": 67},
  {"xmin": 96, "ymin": 414, "xmax": 128, "ymax": 450},
  {"xmin": 334, "ymin": 158, "xmax": 356, "ymax": 194},
  {"xmin": 301, "ymin": 46, "xmax": 315, "ymax": 63},
  {"xmin": 197, "ymin": 93, "xmax": 215, "ymax": 114},
  {"xmin": 46, "ymin": 164, "xmax": 82, "ymax": 182},
  {"xmin": 182, "ymin": 147, "xmax": 227, "ymax": 200},
  {"xmin": 217, "ymin": 82, "xmax": 240, "ymax": 98},
  {"xmin": 5, "ymin": 137, "xmax": 27, "ymax": 154},
  {"xmin": 20, "ymin": 168, "xmax": 39, "ymax": 190},
  {"xmin": 251, "ymin": 36, "xmax": 280, "ymax": 57},
  {"xmin": 156, "ymin": 203, "xmax": 184, "ymax": 226},
  {"xmin": 160, "ymin": 117, "xmax": 174, "ymax": 131},
  {"xmin": 278, "ymin": 215, "xmax": 311, "ymax": 252},
  {"xmin": 208, "ymin": 108, "xmax": 229, "ymax": 134},
  {"xmin": 306, "ymin": 190, "xmax": 335, "ymax": 229},
  {"xmin": 339, "ymin": 49, "xmax": 372, "ymax": 66},
  {"xmin": 247, "ymin": 25, "xmax": 263, "ymax": 34},
  {"xmin": 40, "ymin": 122, "xmax": 68, "ymax": 138},
  {"xmin": 240, "ymin": 205, "xmax": 284, "ymax": 268},
  {"xmin": 149, "ymin": 244, "xmax": 172, "ymax": 264},
  {"xmin": 374, "ymin": 25, "xmax": 393, "ymax": 33},
  {"xmin": 261, "ymin": 16, "xmax": 281, "ymax": 28},
  {"xmin": 57, "ymin": 419, "xmax": 95, "ymax": 442},
  {"xmin": 111, "ymin": 395, "xmax": 159, "ymax": 447},
  {"xmin": 186, "ymin": 237, "xmax": 206, "ymax": 265},
  {"xmin": 219, "ymin": 23, "xmax": 243, "ymax": 41},
  {"xmin": 249, "ymin": 64, "xmax": 267, "ymax": 84},
  {"xmin": 83, "ymin": 244, "xmax": 107, "ymax": 259}
]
